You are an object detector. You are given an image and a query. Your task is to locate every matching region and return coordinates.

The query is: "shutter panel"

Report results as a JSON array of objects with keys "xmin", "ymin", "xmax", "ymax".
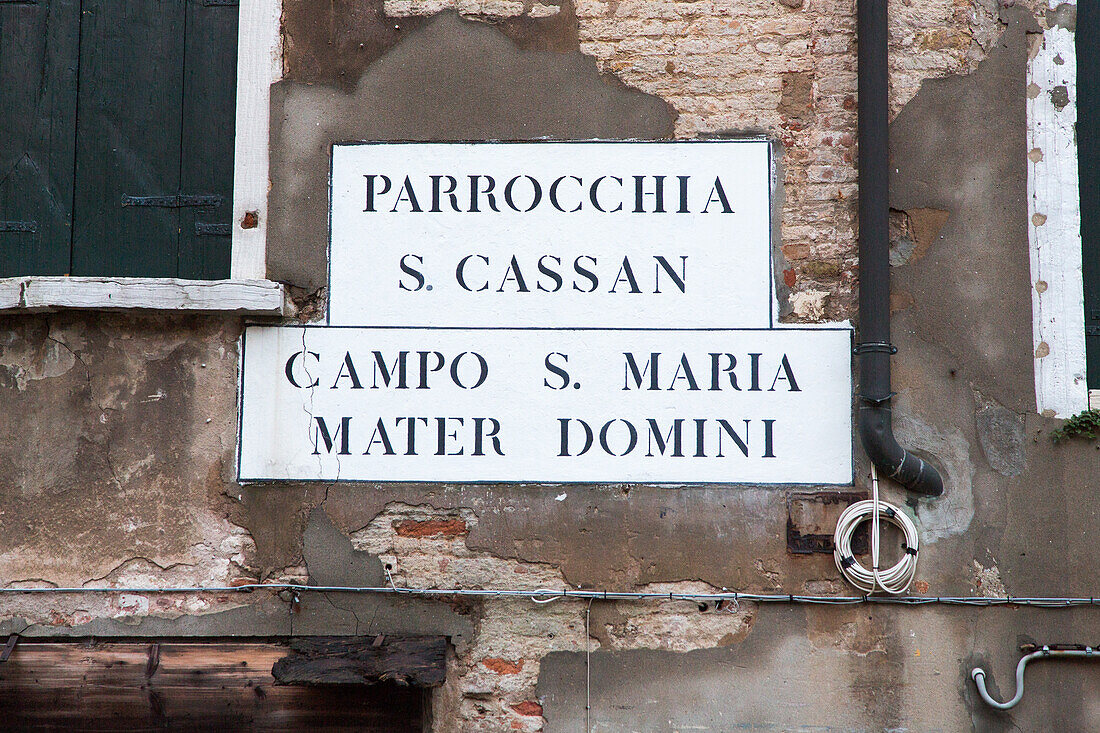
[
  {"xmin": 1079, "ymin": 2, "xmax": 1100, "ymax": 388},
  {"xmin": 177, "ymin": 0, "xmax": 237, "ymax": 280},
  {"xmin": 0, "ymin": 0, "xmax": 80, "ymax": 277},
  {"xmin": 70, "ymin": 0, "xmax": 186, "ymax": 278}
]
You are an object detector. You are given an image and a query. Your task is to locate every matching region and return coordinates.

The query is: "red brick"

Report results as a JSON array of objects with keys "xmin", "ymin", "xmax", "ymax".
[
  {"xmin": 394, "ymin": 518, "xmax": 468, "ymax": 538},
  {"xmin": 510, "ymin": 701, "xmax": 544, "ymax": 717},
  {"xmin": 482, "ymin": 657, "xmax": 524, "ymax": 674}
]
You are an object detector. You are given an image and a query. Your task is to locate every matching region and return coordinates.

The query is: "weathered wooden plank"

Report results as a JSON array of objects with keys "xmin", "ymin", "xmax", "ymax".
[
  {"xmin": 272, "ymin": 636, "xmax": 449, "ymax": 687},
  {"xmin": 177, "ymin": 0, "xmax": 238, "ymax": 280},
  {"xmin": 0, "ymin": 276, "xmax": 288, "ymax": 314},
  {"xmin": 71, "ymin": 0, "xmax": 187, "ymax": 277},
  {"xmin": 0, "ymin": 0, "xmax": 80, "ymax": 276},
  {"xmin": 0, "ymin": 642, "xmax": 425, "ymax": 731}
]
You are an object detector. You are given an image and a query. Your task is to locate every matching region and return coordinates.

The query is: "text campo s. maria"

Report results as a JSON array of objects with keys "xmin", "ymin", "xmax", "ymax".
[{"xmin": 284, "ymin": 348, "xmax": 801, "ymax": 460}]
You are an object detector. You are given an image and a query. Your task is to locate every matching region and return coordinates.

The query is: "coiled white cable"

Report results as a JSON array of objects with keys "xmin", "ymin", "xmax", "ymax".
[{"xmin": 833, "ymin": 464, "xmax": 920, "ymax": 594}]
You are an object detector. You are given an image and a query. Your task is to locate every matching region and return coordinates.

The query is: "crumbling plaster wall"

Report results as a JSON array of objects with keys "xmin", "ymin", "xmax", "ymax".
[{"xmin": 3, "ymin": 1, "xmax": 1099, "ymax": 732}]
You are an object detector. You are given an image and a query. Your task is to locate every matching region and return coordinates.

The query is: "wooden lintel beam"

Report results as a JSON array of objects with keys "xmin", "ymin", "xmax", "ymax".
[{"xmin": 272, "ymin": 636, "xmax": 448, "ymax": 688}]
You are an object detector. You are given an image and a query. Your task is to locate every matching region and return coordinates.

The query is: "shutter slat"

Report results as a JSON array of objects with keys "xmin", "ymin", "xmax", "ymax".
[
  {"xmin": 71, "ymin": 0, "xmax": 186, "ymax": 278},
  {"xmin": 177, "ymin": 0, "xmax": 237, "ymax": 280},
  {"xmin": 0, "ymin": 0, "xmax": 79, "ymax": 276},
  {"xmin": 1080, "ymin": 3, "xmax": 1100, "ymax": 387}
]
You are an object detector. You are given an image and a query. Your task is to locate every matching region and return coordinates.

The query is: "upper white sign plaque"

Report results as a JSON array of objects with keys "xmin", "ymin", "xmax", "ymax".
[{"xmin": 328, "ymin": 141, "xmax": 773, "ymax": 327}]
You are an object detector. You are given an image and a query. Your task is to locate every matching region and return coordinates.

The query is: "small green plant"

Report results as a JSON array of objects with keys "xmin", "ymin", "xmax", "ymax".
[{"xmin": 1051, "ymin": 409, "xmax": 1100, "ymax": 443}]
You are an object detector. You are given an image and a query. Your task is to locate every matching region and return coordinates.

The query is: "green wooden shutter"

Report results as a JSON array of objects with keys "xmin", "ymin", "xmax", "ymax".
[
  {"xmin": 1080, "ymin": 2, "xmax": 1100, "ymax": 387},
  {"xmin": 0, "ymin": 0, "xmax": 80, "ymax": 277},
  {"xmin": 70, "ymin": 0, "xmax": 236, "ymax": 279},
  {"xmin": 178, "ymin": 0, "xmax": 238, "ymax": 280}
]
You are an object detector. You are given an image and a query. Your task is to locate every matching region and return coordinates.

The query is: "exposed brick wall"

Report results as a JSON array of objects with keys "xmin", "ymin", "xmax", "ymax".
[{"xmin": 379, "ymin": 0, "xmax": 1027, "ymax": 323}]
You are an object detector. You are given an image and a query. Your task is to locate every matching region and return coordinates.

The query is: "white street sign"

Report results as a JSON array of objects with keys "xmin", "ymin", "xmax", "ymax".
[
  {"xmin": 238, "ymin": 326, "xmax": 852, "ymax": 484},
  {"xmin": 328, "ymin": 141, "xmax": 774, "ymax": 328}
]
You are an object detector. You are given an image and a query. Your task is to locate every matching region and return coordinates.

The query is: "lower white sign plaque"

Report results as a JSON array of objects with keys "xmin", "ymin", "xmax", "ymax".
[{"xmin": 238, "ymin": 326, "xmax": 852, "ymax": 484}]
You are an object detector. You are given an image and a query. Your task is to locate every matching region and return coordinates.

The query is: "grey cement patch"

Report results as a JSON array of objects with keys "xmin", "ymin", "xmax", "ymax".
[
  {"xmin": 1046, "ymin": 3, "xmax": 1076, "ymax": 32},
  {"xmin": 973, "ymin": 390, "xmax": 1026, "ymax": 477},
  {"xmin": 539, "ymin": 605, "xmax": 1100, "ymax": 732},
  {"xmin": 889, "ymin": 7, "xmax": 1040, "ymax": 413},
  {"xmin": 304, "ymin": 506, "xmax": 385, "ymax": 587},
  {"xmin": 268, "ymin": 12, "xmax": 675, "ymax": 292}
]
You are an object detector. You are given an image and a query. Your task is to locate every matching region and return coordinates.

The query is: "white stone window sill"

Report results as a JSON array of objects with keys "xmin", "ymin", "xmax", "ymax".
[{"xmin": 0, "ymin": 277, "xmax": 290, "ymax": 317}]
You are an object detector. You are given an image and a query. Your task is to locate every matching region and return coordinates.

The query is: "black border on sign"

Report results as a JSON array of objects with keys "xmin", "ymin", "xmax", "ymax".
[
  {"xmin": 324, "ymin": 138, "xmax": 776, "ymax": 328},
  {"xmin": 236, "ymin": 325, "xmax": 855, "ymax": 487}
]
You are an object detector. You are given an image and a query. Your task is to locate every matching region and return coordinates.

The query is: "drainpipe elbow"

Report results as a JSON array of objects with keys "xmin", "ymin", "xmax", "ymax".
[{"xmin": 858, "ymin": 405, "xmax": 943, "ymax": 497}]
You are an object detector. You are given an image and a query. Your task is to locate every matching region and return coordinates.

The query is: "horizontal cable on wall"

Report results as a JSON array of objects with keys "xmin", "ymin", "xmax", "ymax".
[{"xmin": 2, "ymin": 583, "xmax": 1100, "ymax": 608}]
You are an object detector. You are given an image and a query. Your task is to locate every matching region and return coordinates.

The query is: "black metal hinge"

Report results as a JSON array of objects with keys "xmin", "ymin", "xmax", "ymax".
[
  {"xmin": 122, "ymin": 194, "xmax": 224, "ymax": 208},
  {"xmin": 195, "ymin": 222, "xmax": 231, "ymax": 236}
]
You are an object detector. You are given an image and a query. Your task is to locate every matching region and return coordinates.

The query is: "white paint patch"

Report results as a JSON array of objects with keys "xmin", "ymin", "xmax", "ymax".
[
  {"xmin": 1028, "ymin": 6, "xmax": 1087, "ymax": 417},
  {"xmin": 231, "ymin": 0, "xmax": 282, "ymax": 279}
]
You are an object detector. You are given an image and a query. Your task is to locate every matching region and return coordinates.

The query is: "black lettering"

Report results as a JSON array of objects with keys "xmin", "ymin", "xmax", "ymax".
[
  {"xmin": 749, "ymin": 353, "xmax": 762, "ymax": 392},
  {"xmin": 372, "ymin": 351, "xmax": 409, "ymax": 389},
  {"xmin": 395, "ymin": 416, "xmax": 429, "ymax": 455},
  {"xmin": 456, "ymin": 254, "xmax": 490, "ymax": 292},
  {"xmin": 451, "ymin": 352, "xmax": 489, "ymax": 389},
  {"xmin": 312, "ymin": 416, "xmax": 351, "ymax": 455},
  {"xmin": 716, "ymin": 419, "xmax": 750, "ymax": 457},
  {"xmin": 473, "ymin": 417, "xmax": 505, "ymax": 456},
  {"xmin": 589, "ymin": 176, "xmax": 623, "ymax": 213},
  {"xmin": 284, "ymin": 350, "xmax": 320, "ymax": 388},
  {"xmin": 653, "ymin": 255, "xmax": 687, "ymax": 294},
  {"xmin": 417, "ymin": 352, "xmax": 445, "ymax": 389},
  {"xmin": 646, "ymin": 418, "xmax": 684, "ymax": 457},
  {"xmin": 469, "ymin": 175, "xmax": 499, "ymax": 213},
  {"xmin": 624, "ymin": 353, "xmax": 660, "ymax": 390},
  {"xmin": 701, "ymin": 176, "xmax": 733, "ymax": 214},
  {"xmin": 668, "ymin": 355, "xmax": 699, "ymax": 391},
  {"xmin": 431, "ymin": 175, "xmax": 460, "ymax": 212},
  {"xmin": 550, "ymin": 176, "xmax": 583, "ymax": 212},
  {"xmin": 364, "ymin": 174, "xmax": 391, "ymax": 212},
  {"xmin": 537, "ymin": 255, "xmax": 563, "ymax": 292},
  {"xmin": 694, "ymin": 418, "xmax": 707, "ymax": 457},
  {"xmin": 709, "ymin": 353, "xmax": 740, "ymax": 391},
  {"xmin": 363, "ymin": 418, "xmax": 396, "ymax": 455},
  {"xmin": 497, "ymin": 255, "xmax": 530, "ymax": 293},
  {"xmin": 633, "ymin": 175, "xmax": 666, "ymax": 213},
  {"xmin": 399, "ymin": 254, "xmax": 426, "ymax": 291},
  {"xmin": 609, "ymin": 257, "xmax": 642, "ymax": 294},
  {"xmin": 600, "ymin": 419, "xmax": 638, "ymax": 456},
  {"xmin": 677, "ymin": 175, "xmax": 690, "ymax": 213},
  {"xmin": 332, "ymin": 351, "xmax": 364, "ymax": 389},
  {"xmin": 504, "ymin": 175, "xmax": 542, "ymax": 212},
  {"xmin": 390, "ymin": 175, "xmax": 423, "ymax": 212},
  {"xmin": 572, "ymin": 256, "xmax": 599, "ymax": 293},
  {"xmin": 436, "ymin": 417, "xmax": 464, "ymax": 456},
  {"xmin": 558, "ymin": 418, "xmax": 593, "ymax": 457},
  {"xmin": 544, "ymin": 352, "xmax": 571, "ymax": 389},
  {"xmin": 768, "ymin": 355, "xmax": 801, "ymax": 392}
]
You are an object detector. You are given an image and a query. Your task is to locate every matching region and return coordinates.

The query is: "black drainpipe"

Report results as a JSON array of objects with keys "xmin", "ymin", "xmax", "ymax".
[{"xmin": 856, "ymin": 0, "xmax": 943, "ymax": 496}]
